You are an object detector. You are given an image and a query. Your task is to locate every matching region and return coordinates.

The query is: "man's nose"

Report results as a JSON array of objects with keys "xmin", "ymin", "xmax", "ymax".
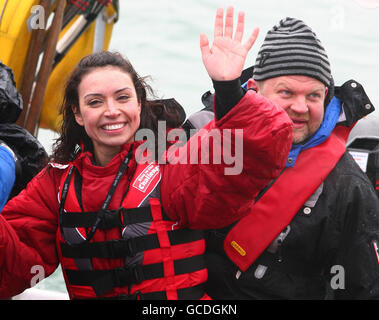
[{"xmin": 290, "ymin": 96, "xmax": 308, "ymax": 114}]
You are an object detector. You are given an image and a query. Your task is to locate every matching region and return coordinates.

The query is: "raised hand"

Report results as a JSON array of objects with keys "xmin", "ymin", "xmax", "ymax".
[{"xmin": 200, "ymin": 6, "xmax": 259, "ymax": 81}]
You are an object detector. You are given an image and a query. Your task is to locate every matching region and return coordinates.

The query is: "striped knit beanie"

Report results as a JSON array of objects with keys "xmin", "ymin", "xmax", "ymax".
[{"xmin": 253, "ymin": 17, "xmax": 331, "ymax": 87}]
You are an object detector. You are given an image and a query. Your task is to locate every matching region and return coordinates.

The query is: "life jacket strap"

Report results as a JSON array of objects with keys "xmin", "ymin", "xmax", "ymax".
[
  {"xmin": 74, "ymin": 284, "xmax": 206, "ymax": 300},
  {"xmin": 60, "ymin": 229, "xmax": 204, "ymax": 258},
  {"xmin": 61, "ymin": 234, "xmax": 159, "ymax": 258},
  {"xmin": 60, "ymin": 206, "xmax": 170, "ymax": 229},
  {"xmin": 135, "ymin": 283, "xmax": 205, "ymax": 300},
  {"xmin": 65, "ymin": 254, "xmax": 206, "ymax": 296}
]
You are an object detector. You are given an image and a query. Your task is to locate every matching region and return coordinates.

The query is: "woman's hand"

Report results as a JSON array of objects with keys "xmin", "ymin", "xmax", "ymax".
[{"xmin": 200, "ymin": 6, "xmax": 259, "ymax": 81}]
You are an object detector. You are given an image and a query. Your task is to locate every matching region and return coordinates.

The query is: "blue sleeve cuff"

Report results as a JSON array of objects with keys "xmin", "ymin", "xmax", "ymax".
[{"xmin": 0, "ymin": 146, "xmax": 16, "ymax": 211}]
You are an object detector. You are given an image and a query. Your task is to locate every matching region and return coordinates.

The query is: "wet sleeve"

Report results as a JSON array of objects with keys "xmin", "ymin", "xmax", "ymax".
[{"xmin": 0, "ymin": 167, "xmax": 60, "ymax": 299}]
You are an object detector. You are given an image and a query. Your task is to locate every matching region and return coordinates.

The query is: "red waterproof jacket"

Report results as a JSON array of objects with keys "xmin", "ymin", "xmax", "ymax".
[{"xmin": 0, "ymin": 90, "xmax": 292, "ymax": 298}]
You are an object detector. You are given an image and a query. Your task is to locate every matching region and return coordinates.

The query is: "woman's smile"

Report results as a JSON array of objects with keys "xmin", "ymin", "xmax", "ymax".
[{"xmin": 101, "ymin": 122, "xmax": 127, "ymax": 132}]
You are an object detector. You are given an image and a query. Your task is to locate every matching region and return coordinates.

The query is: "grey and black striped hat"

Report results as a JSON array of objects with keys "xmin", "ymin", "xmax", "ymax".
[{"xmin": 253, "ymin": 17, "xmax": 331, "ymax": 87}]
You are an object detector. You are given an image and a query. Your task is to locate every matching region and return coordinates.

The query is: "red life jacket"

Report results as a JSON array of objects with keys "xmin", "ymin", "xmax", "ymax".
[
  {"xmin": 56, "ymin": 153, "xmax": 209, "ymax": 300},
  {"xmin": 224, "ymin": 126, "xmax": 351, "ymax": 272}
]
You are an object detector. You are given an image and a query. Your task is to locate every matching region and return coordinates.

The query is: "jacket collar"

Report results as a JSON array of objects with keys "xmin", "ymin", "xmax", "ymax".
[{"xmin": 72, "ymin": 141, "xmax": 143, "ymax": 176}]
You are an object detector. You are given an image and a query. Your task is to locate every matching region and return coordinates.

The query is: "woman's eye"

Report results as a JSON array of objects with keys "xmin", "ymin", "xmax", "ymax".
[
  {"xmin": 118, "ymin": 95, "xmax": 129, "ymax": 101},
  {"xmin": 88, "ymin": 99, "xmax": 102, "ymax": 106}
]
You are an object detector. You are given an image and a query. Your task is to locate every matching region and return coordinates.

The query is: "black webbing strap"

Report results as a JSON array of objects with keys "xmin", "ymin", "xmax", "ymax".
[
  {"xmin": 60, "ymin": 206, "xmax": 159, "ymax": 229},
  {"xmin": 59, "ymin": 166, "xmax": 76, "ymax": 238},
  {"xmin": 139, "ymin": 283, "xmax": 205, "ymax": 300},
  {"xmin": 66, "ymin": 254, "xmax": 206, "ymax": 296},
  {"xmin": 61, "ymin": 229, "xmax": 204, "ymax": 258},
  {"xmin": 136, "ymin": 283, "xmax": 205, "ymax": 300},
  {"xmin": 61, "ymin": 234, "xmax": 160, "ymax": 258},
  {"xmin": 77, "ymin": 283, "xmax": 206, "ymax": 300},
  {"xmin": 168, "ymin": 229, "xmax": 204, "ymax": 245},
  {"xmin": 73, "ymin": 169, "xmax": 84, "ymax": 212}
]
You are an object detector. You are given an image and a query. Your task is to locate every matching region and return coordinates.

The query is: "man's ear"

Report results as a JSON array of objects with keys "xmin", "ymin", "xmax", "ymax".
[
  {"xmin": 72, "ymin": 105, "xmax": 84, "ymax": 126},
  {"xmin": 247, "ymin": 78, "xmax": 259, "ymax": 92}
]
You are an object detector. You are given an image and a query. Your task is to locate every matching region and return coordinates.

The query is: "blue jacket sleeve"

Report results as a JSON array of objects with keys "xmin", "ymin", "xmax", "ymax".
[{"xmin": 0, "ymin": 146, "xmax": 16, "ymax": 211}]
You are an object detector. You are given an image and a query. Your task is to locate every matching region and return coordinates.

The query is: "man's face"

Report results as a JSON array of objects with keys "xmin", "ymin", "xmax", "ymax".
[{"xmin": 250, "ymin": 75, "xmax": 327, "ymax": 144}]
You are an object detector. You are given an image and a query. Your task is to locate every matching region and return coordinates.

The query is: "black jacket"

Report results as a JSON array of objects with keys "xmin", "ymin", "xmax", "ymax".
[{"xmin": 205, "ymin": 152, "xmax": 379, "ymax": 299}]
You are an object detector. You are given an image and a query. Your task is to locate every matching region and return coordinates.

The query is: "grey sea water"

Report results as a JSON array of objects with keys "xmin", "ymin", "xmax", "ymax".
[{"xmin": 35, "ymin": 0, "xmax": 379, "ymax": 295}]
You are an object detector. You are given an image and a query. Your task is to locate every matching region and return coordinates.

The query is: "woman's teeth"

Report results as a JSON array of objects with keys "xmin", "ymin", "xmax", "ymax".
[{"xmin": 103, "ymin": 123, "xmax": 125, "ymax": 130}]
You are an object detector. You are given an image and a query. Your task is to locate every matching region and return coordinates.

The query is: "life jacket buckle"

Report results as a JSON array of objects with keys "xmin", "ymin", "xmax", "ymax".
[
  {"xmin": 125, "ymin": 238, "xmax": 137, "ymax": 257},
  {"xmin": 87, "ymin": 210, "xmax": 106, "ymax": 241},
  {"xmin": 131, "ymin": 290, "xmax": 142, "ymax": 300},
  {"xmin": 117, "ymin": 207, "xmax": 126, "ymax": 227},
  {"xmin": 132, "ymin": 265, "xmax": 144, "ymax": 284}
]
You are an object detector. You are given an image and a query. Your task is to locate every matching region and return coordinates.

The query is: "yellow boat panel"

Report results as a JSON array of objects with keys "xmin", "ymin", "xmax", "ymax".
[
  {"xmin": 0, "ymin": 0, "xmax": 41, "ymax": 86},
  {"xmin": 0, "ymin": 1, "xmax": 116, "ymax": 132}
]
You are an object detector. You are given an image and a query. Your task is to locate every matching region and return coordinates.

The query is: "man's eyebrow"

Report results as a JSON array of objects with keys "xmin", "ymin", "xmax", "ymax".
[
  {"xmin": 274, "ymin": 82, "xmax": 291, "ymax": 89},
  {"xmin": 274, "ymin": 82, "xmax": 324, "ymax": 92},
  {"xmin": 310, "ymin": 88, "xmax": 325, "ymax": 93}
]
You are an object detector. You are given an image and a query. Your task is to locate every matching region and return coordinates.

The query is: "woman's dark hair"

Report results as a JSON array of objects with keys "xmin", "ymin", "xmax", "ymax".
[{"xmin": 50, "ymin": 51, "xmax": 182, "ymax": 164}]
